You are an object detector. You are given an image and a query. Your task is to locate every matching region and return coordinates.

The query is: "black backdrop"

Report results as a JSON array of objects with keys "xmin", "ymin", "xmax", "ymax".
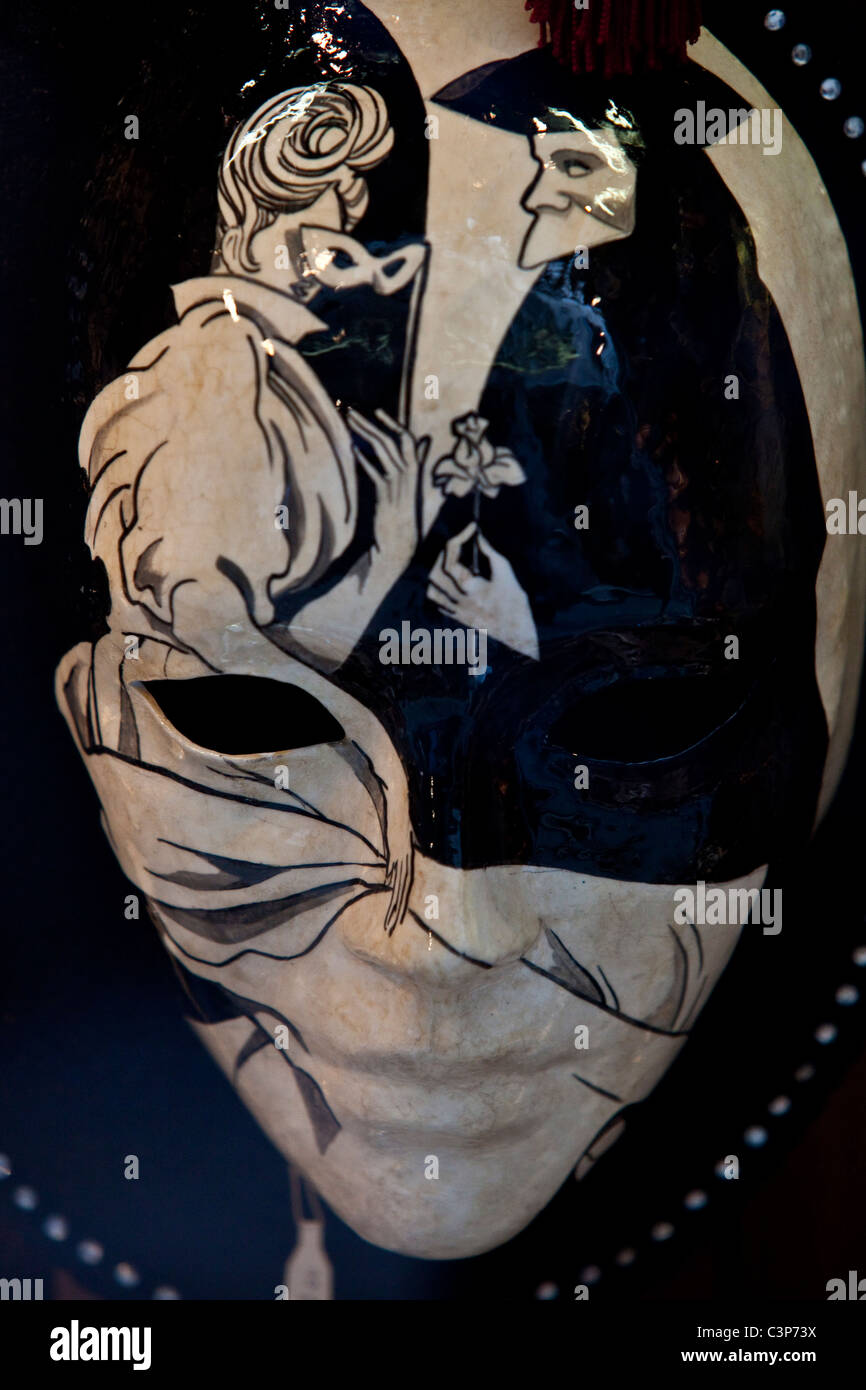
[{"xmin": 1, "ymin": 0, "xmax": 865, "ymax": 1300}]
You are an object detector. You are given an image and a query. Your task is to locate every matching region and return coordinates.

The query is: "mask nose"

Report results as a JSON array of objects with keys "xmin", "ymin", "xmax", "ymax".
[
  {"xmin": 524, "ymin": 168, "xmax": 572, "ymax": 214},
  {"xmin": 335, "ymin": 853, "xmax": 543, "ymax": 986},
  {"xmin": 405, "ymin": 732, "xmax": 531, "ymax": 871}
]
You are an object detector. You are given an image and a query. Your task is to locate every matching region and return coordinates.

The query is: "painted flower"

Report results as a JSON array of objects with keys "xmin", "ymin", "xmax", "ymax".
[{"xmin": 432, "ymin": 414, "xmax": 526, "ymax": 499}]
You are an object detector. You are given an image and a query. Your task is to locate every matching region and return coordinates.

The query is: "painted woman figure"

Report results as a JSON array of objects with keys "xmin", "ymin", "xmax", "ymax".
[{"xmin": 76, "ymin": 75, "xmax": 430, "ymax": 731}]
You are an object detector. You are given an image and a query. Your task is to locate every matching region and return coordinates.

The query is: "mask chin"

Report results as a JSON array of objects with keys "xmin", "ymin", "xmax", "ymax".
[{"xmin": 168, "ymin": 852, "xmax": 754, "ymax": 1260}]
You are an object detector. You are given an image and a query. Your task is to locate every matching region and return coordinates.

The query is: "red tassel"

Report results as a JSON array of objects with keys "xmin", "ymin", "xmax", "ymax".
[{"xmin": 525, "ymin": 0, "xmax": 703, "ymax": 76}]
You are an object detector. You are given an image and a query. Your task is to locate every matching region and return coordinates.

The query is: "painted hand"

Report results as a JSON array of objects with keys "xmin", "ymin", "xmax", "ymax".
[
  {"xmin": 426, "ymin": 522, "xmax": 540, "ymax": 661},
  {"xmin": 347, "ymin": 406, "xmax": 430, "ymax": 576}
]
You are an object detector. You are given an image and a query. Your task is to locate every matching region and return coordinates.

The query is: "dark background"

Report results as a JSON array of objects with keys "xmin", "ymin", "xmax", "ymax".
[{"xmin": 1, "ymin": 0, "xmax": 865, "ymax": 1300}]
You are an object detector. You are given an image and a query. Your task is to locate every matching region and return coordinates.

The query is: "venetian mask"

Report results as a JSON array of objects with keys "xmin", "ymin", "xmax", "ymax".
[{"xmin": 56, "ymin": 0, "xmax": 866, "ymax": 1260}]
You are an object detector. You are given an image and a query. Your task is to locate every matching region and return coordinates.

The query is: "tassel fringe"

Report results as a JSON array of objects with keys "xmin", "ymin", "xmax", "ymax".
[{"xmin": 525, "ymin": 0, "xmax": 703, "ymax": 76}]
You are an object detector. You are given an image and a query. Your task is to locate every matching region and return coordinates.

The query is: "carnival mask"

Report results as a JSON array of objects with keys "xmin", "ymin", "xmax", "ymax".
[{"xmin": 56, "ymin": 1, "xmax": 866, "ymax": 1260}]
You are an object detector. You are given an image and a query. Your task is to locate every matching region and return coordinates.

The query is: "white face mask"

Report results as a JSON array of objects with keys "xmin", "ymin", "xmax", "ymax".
[
  {"xmin": 56, "ymin": 11, "xmax": 866, "ymax": 1262},
  {"xmin": 61, "ymin": 618, "xmax": 765, "ymax": 1256},
  {"xmin": 520, "ymin": 127, "xmax": 638, "ymax": 269}
]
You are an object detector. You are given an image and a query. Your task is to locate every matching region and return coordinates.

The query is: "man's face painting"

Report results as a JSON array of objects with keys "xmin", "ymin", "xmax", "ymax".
[
  {"xmin": 55, "ymin": 21, "xmax": 861, "ymax": 1263},
  {"xmin": 520, "ymin": 127, "xmax": 637, "ymax": 269}
]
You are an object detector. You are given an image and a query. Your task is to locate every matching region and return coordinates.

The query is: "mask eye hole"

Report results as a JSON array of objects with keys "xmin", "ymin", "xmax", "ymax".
[
  {"xmin": 547, "ymin": 673, "xmax": 752, "ymax": 764},
  {"xmin": 140, "ymin": 676, "xmax": 345, "ymax": 754}
]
